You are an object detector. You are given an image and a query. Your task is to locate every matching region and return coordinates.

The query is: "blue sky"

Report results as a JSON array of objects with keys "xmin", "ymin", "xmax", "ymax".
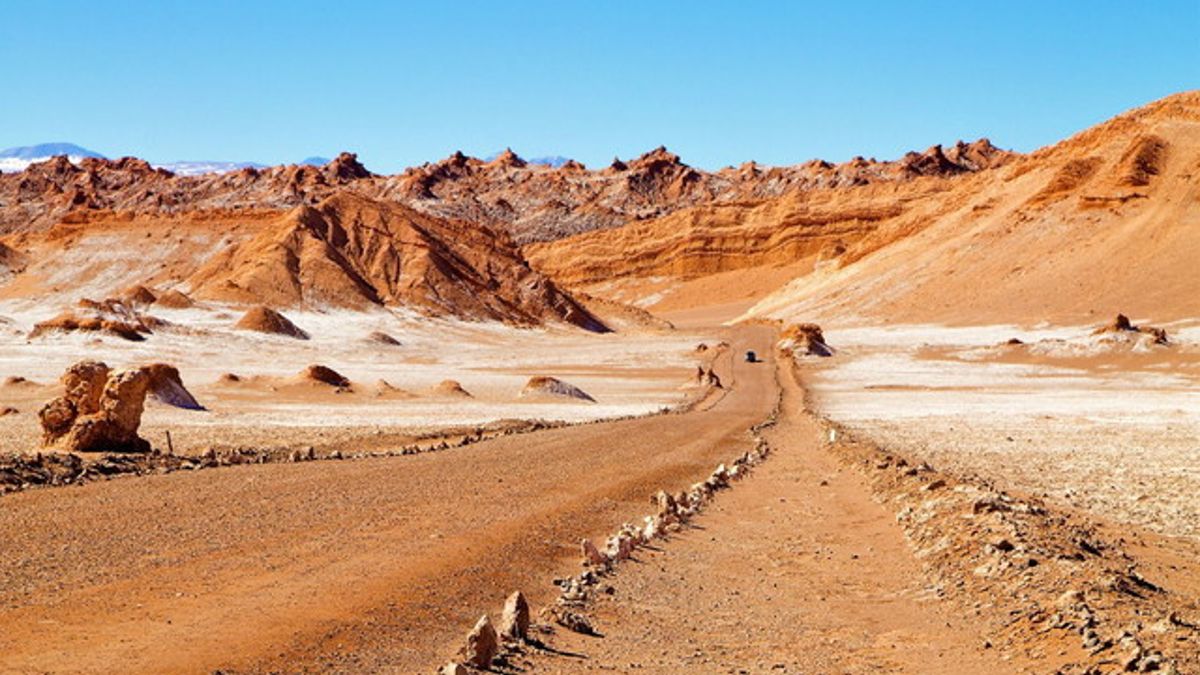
[{"xmin": 1, "ymin": 1, "xmax": 1196, "ymax": 172}]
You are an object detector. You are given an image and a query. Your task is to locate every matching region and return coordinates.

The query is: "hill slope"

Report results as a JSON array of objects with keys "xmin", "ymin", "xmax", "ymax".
[
  {"xmin": 745, "ymin": 91, "xmax": 1200, "ymax": 324},
  {"xmin": 186, "ymin": 192, "xmax": 605, "ymax": 328},
  {"xmin": 526, "ymin": 92, "xmax": 1200, "ymax": 324}
]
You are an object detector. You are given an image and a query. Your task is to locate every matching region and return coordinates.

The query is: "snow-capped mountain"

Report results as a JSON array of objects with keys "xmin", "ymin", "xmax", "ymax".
[
  {"xmin": 0, "ymin": 142, "xmax": 329, "ymax": 175},
  {"xmin": 152, "ymin": 160, "xmax": 267, "ymax": 176},
  {"xmin": 0, "ymin": 143, "xmax": 105, "ymax": 173}
]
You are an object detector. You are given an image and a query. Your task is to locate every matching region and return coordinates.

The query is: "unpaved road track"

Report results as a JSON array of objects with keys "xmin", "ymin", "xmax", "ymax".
[
  {"xmin": 522, "ymin": 351, "xmax": 1006, "ymax": 673},
  {"xmin": 0, "ymin": 327, "xmax": 773, "ymax": 673}
]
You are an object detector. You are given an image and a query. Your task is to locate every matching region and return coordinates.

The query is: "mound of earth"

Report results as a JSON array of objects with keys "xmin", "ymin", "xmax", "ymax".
[
  {"xmin": 153, "ymin": 289, "xmax": 195, "ymax": 308},
  {"xmin": 374, "ymin": 379, "xmax": 417, "ymax": 399},
  {"xmin": 367, "ymin": 331, "xmax": 401, "ymax": 346},
  {"xmin": 121, "ymin": 285, "xmax": 157, "ymax": 305},
  {"xmin": 234, "ymin": 306, "xmax": 309, "ymax": 339},
  {"xmin": 298, "ymin": 365, "xmax": 351, "ymax": 388},
  {"xmin": 1092, "ymin": 313, "xmax": 1169, "ymax": 345},
  {"xmin": 778, "ymin": 323, "xmax": 834, "ymax": 357},
  {"xmin": 519, "ymin": 376, "xmax": 596, "ymax": 402},
  {"xmin": 432, "ymin": 379, "xmax": 472, "ymax": 398},
  {"xmin": 142, "ymin": 363, "xmax": 205, "ymax": 410},
  {"xmin": 29, "ymin": 298, "xmax": 163, "ymax": 341}
]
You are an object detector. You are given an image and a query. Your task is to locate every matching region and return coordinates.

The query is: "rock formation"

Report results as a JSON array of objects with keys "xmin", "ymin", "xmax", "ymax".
[
  {"xmin": 142, "ymin": 363, "xmax": 205, "ymax": 410},
  {"xmin": 152, "ymin": 289, "xmax": 195, "ymax": 308},
  {"xmin": 39, "ymin": 361, "xmax": 150, "ymax": 453},
  {"xmin": 299, "ymin": 365, "xmax": 351, "ymax": 388},
  {"xmin": 462, "ymin": 614, "xmax": 498, "ymax": 668},
  {"xmin": 499, "ymin": 590, "xmax": 530, "ymax": 641},
  {"xmin": 37, "ymin": 360, "xmax": 202, "ymax": 453},
  {"xmin": 1092, "ymin": 313, "xmax": 1169, "ymax": 345},
  {"xmin": 432, "ymin": 380, "xmax": 472, "ymax": 398},
  {"xmin": 519, "ymin": 376, "xmax": 596, "ymax": 402},
  {"xmin": 234, "ymin": 306, "xmax": 309, "ymax": 339},
  {"xmin": 778, "ymin": 323, "xmax": 834, "ymax": 357},
  {"xmin": 186, "ymin": 193, "xmax": 607, "ymax": 330}
]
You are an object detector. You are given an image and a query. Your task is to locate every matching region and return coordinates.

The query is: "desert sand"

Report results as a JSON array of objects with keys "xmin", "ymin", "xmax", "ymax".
[{"xmin": 1, "ymin": 92, "xmax": 1199, "ymax": 673}]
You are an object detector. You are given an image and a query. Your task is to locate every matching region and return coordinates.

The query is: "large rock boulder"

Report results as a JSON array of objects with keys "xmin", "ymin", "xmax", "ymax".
[
  {"xmin": 38, "ymin": 361, "xmax": 203, "ymax": 453},
  {"xmin": 778, "ymin": 322, "xmax": 834, "ymax": 357}
]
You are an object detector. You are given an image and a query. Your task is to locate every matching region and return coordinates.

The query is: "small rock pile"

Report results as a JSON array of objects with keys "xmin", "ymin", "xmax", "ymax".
[
  {"xmin": 442, "ymin": 590, "xmax": 531, "ymax": 672},
  {"xmin": 693, "ymin": 365, "xmax": 722, "ymax": 388}
]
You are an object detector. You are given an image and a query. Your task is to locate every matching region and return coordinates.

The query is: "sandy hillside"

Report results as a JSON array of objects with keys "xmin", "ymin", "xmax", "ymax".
[{"xmin": 524, "ymin": 92, "xmax": 1199, "ymax": 325}]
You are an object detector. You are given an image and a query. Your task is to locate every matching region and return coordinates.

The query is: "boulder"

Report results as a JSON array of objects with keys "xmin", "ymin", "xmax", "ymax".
[
  {"xmin": 499, "ymin": 590, "xmax": 530, "ymax": 641},
  {"xmin": 462, "ymin": 614, "xmax": 499, "ymax": 668},
  {"xmin": 440, "ymin": 664, "xmax": 467, "ymax": 675},
  {"xmin": 38, "ymin": 360, "xmax": 199, "ymax": 453},
  {"xmin": 778, "ymin": 322, "xmax": 834, "ymax": 357}
]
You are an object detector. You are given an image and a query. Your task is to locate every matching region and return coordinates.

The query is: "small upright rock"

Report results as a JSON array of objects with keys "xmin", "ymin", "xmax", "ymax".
[
  {"xmin": 463, "ymin": 614, "xmax": 498, "ymax": 668},
  {"xmin": 499, "ymin": 590, "xmax": 530, "ymax": 641},
  {"xmin": 581, "ymin": 538, "xmax": 608, "ymax": 566}
]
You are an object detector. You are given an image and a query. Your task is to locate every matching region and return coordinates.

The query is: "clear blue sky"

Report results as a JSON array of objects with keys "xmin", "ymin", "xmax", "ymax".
[{"xmin": 1, "ymin": 1, "xmax": 1196, "ymax": 172}]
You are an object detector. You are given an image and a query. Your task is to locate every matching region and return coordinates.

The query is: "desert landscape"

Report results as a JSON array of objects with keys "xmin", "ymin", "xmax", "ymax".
[{"xmin": 1, "ymin": 4, "xmax": 1199, "ymax": 671}]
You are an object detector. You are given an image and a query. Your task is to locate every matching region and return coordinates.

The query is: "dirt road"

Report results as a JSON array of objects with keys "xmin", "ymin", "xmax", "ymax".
[
  {"xmin": 0, "ymin": 327, "xmax": 774, "ymax": 673},
  {"xmin": 520, "ymin": 346, "xmax": 1005, "ymax": 673}
]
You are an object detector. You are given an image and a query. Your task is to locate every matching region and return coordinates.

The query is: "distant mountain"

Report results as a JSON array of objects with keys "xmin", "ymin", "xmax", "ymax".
[
  {"xmin": 0, "ymin": 142, "xmax": 105, "ymax": 160},
  {"xmin": 528, "ymin": 155, "xmax": 571, "ymax": 168},
  {"xmin": 0, "ymin": 142, "xmax": 332, "ymax": 176},
  {"xmin": 0, "ymin": 143, "xmax": 106, "ymax": 173},
  {"xmin": 153, "ymin": 160, "xmax": 267, "ymax": 176}
]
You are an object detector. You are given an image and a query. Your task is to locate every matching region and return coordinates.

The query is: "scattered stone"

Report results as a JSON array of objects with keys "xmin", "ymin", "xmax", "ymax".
[
  {"xmin": 581, "ymin": 538, "xmax": 608, "ymax": 566},
  {"xmin": 553, "ymin": 607, "xmax": 594, "ymax": 635},
  {"xmin": 462, "ymin": 614, "xmax": 498, "ymax": 668},
  {"xmin": 440, "ymin": 663, "xmax": 467, "ymax": 675},
  {"xmin": 499, "ymin": 590, "xmax": 530, "ymax": 641}
]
